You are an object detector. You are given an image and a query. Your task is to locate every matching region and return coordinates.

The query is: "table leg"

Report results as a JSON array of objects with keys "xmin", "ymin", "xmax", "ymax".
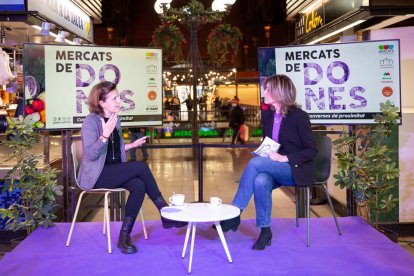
[
  {"xmin": 188, "ymin": 222, "xmax": 197, "ymax": 274},
  {"xmin": 182, "ymin": 222, "xmax": 192, "ymax": 258},
  {"xmin": 214, "ymin": 221, "xmax": 233, "ymax": 263}
]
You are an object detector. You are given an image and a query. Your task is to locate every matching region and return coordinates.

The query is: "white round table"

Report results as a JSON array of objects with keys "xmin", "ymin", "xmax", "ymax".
[{"xmin": 161, "ymin": 202, "xmax": 240, "ymax": 274}]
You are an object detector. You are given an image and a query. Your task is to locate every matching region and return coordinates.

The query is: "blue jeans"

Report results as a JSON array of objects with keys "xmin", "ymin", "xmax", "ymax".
[
  {"xmin": 232, "ymin": 157, "xmax": 295, "ymax": 228},
  {"xmin": 129, "ymin": 130, "xmax": 148, "ymax": 160}
]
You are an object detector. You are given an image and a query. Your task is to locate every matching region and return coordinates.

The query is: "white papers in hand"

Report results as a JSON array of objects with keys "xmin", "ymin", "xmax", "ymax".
[{"xmin": 252, "ymin": 136, "xmax": 280, "ymax": 158}]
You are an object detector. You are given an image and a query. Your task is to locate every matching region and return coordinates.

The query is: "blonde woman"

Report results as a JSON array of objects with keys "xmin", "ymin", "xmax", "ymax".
[{"xmin": 216, "ymin": 75, "xmax": 317, "ymax": 250}]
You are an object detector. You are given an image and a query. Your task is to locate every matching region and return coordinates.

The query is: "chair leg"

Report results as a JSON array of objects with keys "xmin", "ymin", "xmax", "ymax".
[
  {"xmin": 103, "ymin": 197, "xmax": 106, "ymax": 235},
  {"xmin": 104, "ymin": 192, "xmax": 112, "ymax": 254},
  {"xmin": 66, "ymin": 191, "xmax": 86, "ymax": 247},
  {"xmin": 322, "ymin": 184, "xmax": 342, "ymax": 235},
  {"xmin": 295, "ymin": 187, "xmax": 299, "ymax": 227},
  {"xmin": 306, "ymin": 187, "xmax": 310, "ymax": 247},
  {"xmin": 139, "ymin": 209, "xmax": 148, "ymax": 240}
]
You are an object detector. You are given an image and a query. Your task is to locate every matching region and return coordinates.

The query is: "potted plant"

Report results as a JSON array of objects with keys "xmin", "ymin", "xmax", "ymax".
[
  {"xmin": 333, "ymin": 100, "xmax": 400, "ymax": 231},
  {"xmin": 0, "ymin": 116, "xmax": 63, "ymax": 236}
]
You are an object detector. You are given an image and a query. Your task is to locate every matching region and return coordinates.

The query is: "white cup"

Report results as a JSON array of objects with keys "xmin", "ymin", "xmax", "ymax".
[
  {"xmin": 210, "ymin": 196, "xmax": 222, "ymax": 206},
  {"xmin": 169, "ymin": 194, "xmax": 185, "ymax": 206}
]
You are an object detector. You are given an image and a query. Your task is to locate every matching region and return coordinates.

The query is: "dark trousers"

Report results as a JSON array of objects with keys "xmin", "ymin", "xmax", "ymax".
[
  {"xmin": 94, "ymin": 161, "xmax": 162, "ymax": 219},
  {"xmin": 231, "ymin": 126, "xmax": 245, "ymax": 144}
]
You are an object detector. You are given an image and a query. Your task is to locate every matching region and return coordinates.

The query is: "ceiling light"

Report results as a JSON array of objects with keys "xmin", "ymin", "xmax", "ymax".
[
  {"xmin": 55, "ymin": 31, "xmax": 68, "ymax": 43},
  {"xmin": 73, "ymin": 37, "xmax": 81, "ymax": 45},
  {"xmin": 39, "ymin": 22, "xmax": 55, "ymax": 36}
]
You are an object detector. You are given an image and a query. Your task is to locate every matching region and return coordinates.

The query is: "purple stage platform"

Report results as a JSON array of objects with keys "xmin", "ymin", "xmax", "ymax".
[{"xmin": 0, "ymin": 217, "xmax": 413, "ymax": 275}]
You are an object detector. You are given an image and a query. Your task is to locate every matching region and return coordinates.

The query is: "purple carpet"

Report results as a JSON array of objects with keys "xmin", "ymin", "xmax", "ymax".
[{"xmin": 1, "ymin": 217, "xmax": 413, "ymax": 275}]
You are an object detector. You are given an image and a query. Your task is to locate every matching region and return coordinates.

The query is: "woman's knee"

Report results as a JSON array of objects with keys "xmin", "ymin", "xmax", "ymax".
[
  {"xmin": 247, "ymin": 157, "xmax": 264, "ymax": 169},
  {"xmin": 124, "ymin": 178, "xmax": 146, "ymax": 194},
  {"xmin": 253, "ymin": 173, "xmax": 273, "ymax": 191}
]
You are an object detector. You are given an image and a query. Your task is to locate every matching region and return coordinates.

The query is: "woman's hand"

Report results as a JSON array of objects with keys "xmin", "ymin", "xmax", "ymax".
[
  {"xmin": 101, "ymin": 113, "xmax": 117, "ymax": 137},
  {"xmin": 268, "ymin": 152, "xmax": 289, "ymax": 162},
  {"xmin": 130, "ymin": 136, "xmax": 148, "ymax": 148}
]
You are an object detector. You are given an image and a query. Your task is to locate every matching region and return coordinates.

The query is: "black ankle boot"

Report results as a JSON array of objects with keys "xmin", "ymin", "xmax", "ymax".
[
  {"xmin": 153, "ymin": 196, "xmax": 188, "ymax": 229},
  {"xmin": 153, "ymin": 196, "xmax": 169, "ymax": 210},
  {"xmin": 252, "ymin": 227, "xmax": 272, "ymax": 250},
  {"xmin": 213, "ymin": 211, "xmax": 241, "ymax": 232},
  {"xmin": 117, "ymin": 216, "xmax": 137, "ymax": 254}
]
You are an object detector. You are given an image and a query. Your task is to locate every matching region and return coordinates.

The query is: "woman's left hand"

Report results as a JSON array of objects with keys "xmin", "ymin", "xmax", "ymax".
[
  {"xmin": 269, "ymin": 152, "xmax": 289, "ymax": 162},
  {"xmin": 130, "ymin": 136, "xmax": 147, "ymax": 148}
]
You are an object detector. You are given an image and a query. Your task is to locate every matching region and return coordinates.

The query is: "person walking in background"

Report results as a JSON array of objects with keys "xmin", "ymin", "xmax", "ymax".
[
  {"xmin": 78, "ymin": 81, "xmax": 186, "ymax": 254},
  {"xmin": 129, "ymin": 127, "xmax": 149, "ymax": 162},
  {"xmin": 229, "ymin": 97, "xmax": 245, "ymax": 144},
  {"xmin": 182, "ymin": 94, "xmax": 194, "ymax": 121},
  {"xmin": 213, "ymin": 95, "xmax": 222, "ymax": 117},
  {"xmin": 215, "ymin": 75, "xmax": 317, "ymax": 250}
]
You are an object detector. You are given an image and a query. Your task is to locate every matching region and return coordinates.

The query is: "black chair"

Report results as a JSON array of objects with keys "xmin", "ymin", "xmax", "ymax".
[{"xmin": 295, "ymin": 135, "xmax": 342, "ymax": 247}]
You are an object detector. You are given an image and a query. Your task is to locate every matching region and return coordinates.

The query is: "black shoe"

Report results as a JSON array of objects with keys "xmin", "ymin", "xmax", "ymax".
[
  {"xmin": 153, "ymin": 196, "xmax": 188, "ymax": 229},
  {"xmin": 117, "ymin": 216, "xmax": 138, "ymax": 254},
  {"xmin": 252, "ymin": 227, "xmax": 272, "ymax": 250},
  {"xmin": 117, "ymin": 230, "xmax": 138, "ymax": 254},
  {"xmin": 213, "ymin": 215, "xmax": 240, "ymax": 232},
  {"xmin": 161, "ymin": 216, "xmax": 188, "ymax": 229}
]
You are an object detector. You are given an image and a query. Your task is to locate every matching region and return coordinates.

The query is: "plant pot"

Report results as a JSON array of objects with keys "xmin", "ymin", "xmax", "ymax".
[
  {"xmin": 0, "ymin": 229, "xmax": 27, "ymax": 243},
  {"xmin": 378, "ymin": 225, "xmax": 398, "ymax": 243}
]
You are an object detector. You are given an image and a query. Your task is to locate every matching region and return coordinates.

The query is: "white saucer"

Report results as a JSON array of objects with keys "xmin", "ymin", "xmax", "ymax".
[
  {"xmin": 169, "ymin": 203, "xmax": 188, "ymax": 208},
  {"xmin": 208, "ymin": 203, "xmax": 222, "ymax": 207}
]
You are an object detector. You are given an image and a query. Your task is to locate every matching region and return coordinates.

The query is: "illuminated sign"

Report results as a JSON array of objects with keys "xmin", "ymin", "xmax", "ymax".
[
  {"xmin": 27, "ymin": 0, "xmax": 93, "ymax": 42},
  {"xmin": 296, "ymin": 5, "xmax": 324, "ymax": 38}
]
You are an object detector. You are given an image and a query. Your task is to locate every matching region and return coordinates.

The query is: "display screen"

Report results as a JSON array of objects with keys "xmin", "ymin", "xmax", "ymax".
[
  {"xmin": 23, "ymin": 44, "xmax": 163, "ymax": 129},
  {"xmin": 0, "ymin": 0, "xmax": 25, "ymax": 11},
  {"xmin": 258, "ymin": 40, "xmax": 401, "ymax": 124}
]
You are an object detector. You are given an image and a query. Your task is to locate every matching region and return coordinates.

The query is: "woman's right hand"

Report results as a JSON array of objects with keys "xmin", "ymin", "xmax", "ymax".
[{"xmin": 101, "ymin": 113, "xmax": 117, "ymax": 137}]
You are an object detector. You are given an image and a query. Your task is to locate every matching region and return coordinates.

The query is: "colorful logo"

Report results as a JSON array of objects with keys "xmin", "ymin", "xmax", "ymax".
[
  {"xmin": 146, "ymin": 52, "xmax": 158, "ymax": 61},
  {"xmin": 382, "ymin": 86, "xmax": 393, "ymax": 97},
  {"xmin": 378, "ymin": 44, "xmax": 394, "ymax": 54},
  {"xmin": 148, "ymin": 90, "xmax": 157, "ymax": 100}
]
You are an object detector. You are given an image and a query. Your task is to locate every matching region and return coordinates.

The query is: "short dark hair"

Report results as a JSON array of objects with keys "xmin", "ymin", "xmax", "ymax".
[{"xmin": 88, "ymin": 81, "xmax": 117, "ymax": 115}]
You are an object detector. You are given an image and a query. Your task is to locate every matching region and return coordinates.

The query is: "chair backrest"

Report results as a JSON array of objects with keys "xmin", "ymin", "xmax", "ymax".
[
  {"xmin": 313, "ymin": 135, "xmax": 332, "ymax": 184},
  {"xmin": 71, "ymin": 141, "xmax": 83, "ymax": 188}
]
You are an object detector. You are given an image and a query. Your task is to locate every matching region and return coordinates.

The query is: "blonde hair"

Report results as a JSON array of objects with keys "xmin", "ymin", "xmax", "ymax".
[
  {"xmin": 88, "ymin": 81, "xmax": 117, "ymax": 115},
  {"xmin": 264, "ymin": 74, "xmax": 300, "ymax": 115}
]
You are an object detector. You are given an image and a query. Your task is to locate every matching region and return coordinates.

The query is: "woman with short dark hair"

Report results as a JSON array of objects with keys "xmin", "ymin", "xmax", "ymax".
[{"xmin": 77, "ymin": 81, "xmax": 186, "ymax": 254}]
